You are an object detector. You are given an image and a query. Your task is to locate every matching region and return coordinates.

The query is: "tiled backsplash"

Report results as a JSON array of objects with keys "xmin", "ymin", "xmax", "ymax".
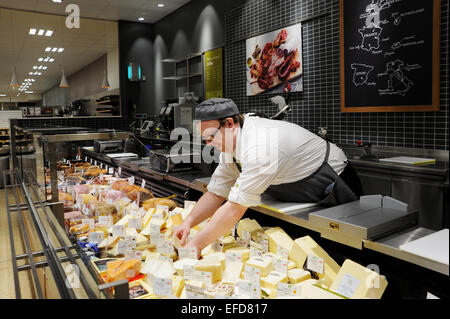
[
  {"xmin": 225, "ymin": 0, "xmax": 449, "ymax": 150},
  {"xmin": 13, "ymin": 116, "xmax": 132, "ymax": 131}
]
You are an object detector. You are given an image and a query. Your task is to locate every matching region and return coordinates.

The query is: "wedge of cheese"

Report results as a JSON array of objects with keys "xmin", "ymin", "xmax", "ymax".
[
  {"xmin": 265, "ymin": 227, "xmax": 294, "ymax": 256},
  {"xmin": 262, "ymin": 252, "xmax": 296, "ymax": 270},
  {"xmin": 98, "ymin": 235, "xmax": 119, "ymax": 249},
  {"xmin": 301, "ymin": 282, "xmax": 345, "ymax": 299},
  {"xmin": 172, "ymin": 275, "xmax": 185, "ymax": 298},
  {"xmin": 141, "ymin": 217, "xmax": 165, "ymax": 237},
  {"xmin": 288, "ymin": 268, "xmax": 311, "ymax": 284},
  {"xmin": 329, "ymin": 259, "xmax": 388, "ymax": 299},
  {"xmin": 222, "ymin": 236, "xmax": 239, "ymax": 251},
  {"xmin": 237, "ymin": 218, "xmax": 263, "ymax": 241},
  {"xmin": 222, "ymin": 261, "xmax": 244, "ymax": 284},
  {"xmin": 261, "ymin": 271, "xmax": 288, "ymax": 290},
  {"xmin": 226, "ymin": 246, "xmax": 250, "ymax": 263},
  {"xmin": 142, "ymin": 208, "xmax": 155, "ymax": 227},
  {"xmin": 194, "ymin": 257, "xmax": 223, "ymax": 283},
  {"xmin": 173, "ymin": 258, "xmax": 198, "ymax": 277},
  {"xmin": 106, "ymin": 259, "xmax": 141, "ymax": 282},
  {"xmin": 245, "ymin": 257, "xmax": 273, "ymax": 277},
  {"xmin": 204, "ymin": 252, "xmax": 226, "ymax": 271},
  {"xmin": 107, "ymin": 214, "xmax": 133, "ymax": 233},
  {"xmin": 289, "ymin": 236, "xmax": 340, "ymax": 289}
]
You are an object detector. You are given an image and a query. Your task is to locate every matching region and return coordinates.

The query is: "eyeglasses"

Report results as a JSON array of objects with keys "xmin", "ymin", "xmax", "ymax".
[{"xmin": 202, "ymin": 125, "xmax": 222, "ymax": 144}]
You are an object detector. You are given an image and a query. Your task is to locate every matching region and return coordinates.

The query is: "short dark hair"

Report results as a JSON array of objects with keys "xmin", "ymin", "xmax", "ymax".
[{"xmin": 218, "ymin": 114, "xmax": 245, "ymax": 128}]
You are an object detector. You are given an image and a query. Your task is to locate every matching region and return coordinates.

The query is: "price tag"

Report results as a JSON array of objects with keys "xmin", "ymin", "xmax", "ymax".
[
  {"xmin": 156, "ymin": 205, "xmax": 169, "ymax": 215},
  {"xmin": 306, "ymin": 255, "xmax": 324, "ymax": 274},
  {"xmin": 126, "ymin": 269, "xmax": 136, "ymax": 278},
  {"xmin": 257, "ymin": 233, "xmax": 269, "ymax": 253},
  {"xmin": 250, "ymin": 245, "xmax": 263, "ymax": 259},
  {"xmin": 277, "ymin": 245, "xmax": 289, "ymax": 260},
  {"xmin": 118, "ymin": 167, "xmax": 122, "ymax": 176},
  {"xmin": 179, "ymin": 247, "xmax": 198, "ymax": 260},
  {"xmin": 238, "ymin": 280, "xmax": 261, "ymax": 299},
  {"xmin": 186, "ymin": 284, "xmax": 206, "ymax": 299},
  {"xmin": 118, "ymin": 240, "xmax": 132, "ymax": 254},
  {"xmin": 236, "ymin": 238, "xmax": 250, "ymax": 248},
  {"xmin": 153, "ymin": 277, "xmax": 172, "ymax": 297},
  {"xmin": 128, "ymin": 176, "xmax": 135, "ymax": 185},
  {"xmin": 88, "ymin": 232, "xmax": 104, "ymax": 244},
  {"xmin": 273, "ymin": 257, "xmax": 289, "ymax": 275},
  {"xmin": 129, "ymin": 217, "xmax": 142, "ymax": 230},
  {"xmin": 225, "ymin": 251, "xmax": 243, "ymax": 263},
  {"xmin": 141, "ymin": 179, "xmax": 146, "ymax": 189},
  {"xmin": 124, "ymin": 251, "xmax": 136, "ymax": 260},
  {"xmin": 82, "ymin": 219, "xmax": 95, "ymax": 230},
  {"xmin": 183, "ymin": 265, "xmax": 195, "ymax": 281},
  {"xmin": 244, "ymin": 264, "xmax": 261, "ymax": 284},
  {"xmin": 184, "ymin": 200, "xmax": 197, "ymax": 210},
  {"xmin": 334, "ymin": 273, "xmax": 360, "ymax": 299},
  {"xmin": 241, "ymin": 230, "xmax": 251, "ymax": 241},
  {"xmin": 112, "ymin": 225, "xmax": 126, "ymax": 238},
  {"xmin": 125, "ymin": 236, "xmax": 137, "ymax": 249},
  {"xmin": 90, "ymin": 158, "xmax": 93, "ymax": 164},
  {"xmin": 157, "ymin": 238, "xmax": 175, "ymax": 255},
  {"xmin": 159, "ymin": 255, "xmax": 173, "ymax": 265},
  {"xmin": 99, "ymin": 173, "xmax": 103, "ymax": 181},
  {"xmin": 100, "ymin": 163, "xmax": 103, "ymax": 169},
  {"xmin": 134, "ymin": 250, "xmax": 143, "ymax": 260},
  {"xmin": 84, "ymin": 156, "xmax": 88, "ymax": 162},
  {"xmin": 194, "ymin": 270, "xmax": 212, "ymax": 286},
  {"xmin": 211, "ymin": 238, "xmax": 224, "ymax": 252},
  {"xmin": 277, "ymin": 282, "xmax": 301, "ymax": 297},
  {"xmin": 108, "ymin": 167, "xmax": 114, "ymax": 175},
  {"xmin": 94, "ymin": 160, "xmax": 97, "ymax": 166}
]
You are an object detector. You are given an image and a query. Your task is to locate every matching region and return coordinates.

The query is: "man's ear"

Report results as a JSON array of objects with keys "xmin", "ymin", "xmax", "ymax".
[{"xmin": 226, "ymin": 118, "xmax": 234, "ymax": 128}]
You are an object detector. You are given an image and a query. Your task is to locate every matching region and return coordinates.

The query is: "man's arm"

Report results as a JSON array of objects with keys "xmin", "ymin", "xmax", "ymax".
[
  {"xmin": 186, "ymin": 201, "xmax": 248, "ymax": 254},
  {"xmin": 183, "ymin": 191, "xmax": 226, "ymax": 229}
]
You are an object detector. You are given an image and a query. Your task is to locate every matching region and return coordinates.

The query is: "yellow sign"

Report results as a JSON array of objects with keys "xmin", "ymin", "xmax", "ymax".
[{"xmin": 204, "ymin": 47, "xmax": 223, "ymax": 99}]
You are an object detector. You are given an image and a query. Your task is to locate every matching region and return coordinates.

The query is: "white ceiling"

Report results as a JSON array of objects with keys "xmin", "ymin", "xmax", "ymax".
[{"xmin": 0, "ymin": 0, "xmax": 190, "ymax": 99}]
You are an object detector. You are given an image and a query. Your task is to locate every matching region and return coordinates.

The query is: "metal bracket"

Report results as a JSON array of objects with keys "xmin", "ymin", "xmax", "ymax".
[{"xmin": 98, "ymin": 279, "xmax": 129, "ymax": 299}]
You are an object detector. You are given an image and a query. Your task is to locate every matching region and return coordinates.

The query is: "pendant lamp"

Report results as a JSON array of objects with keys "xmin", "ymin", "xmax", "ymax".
[
  {"xmin": 101, "ymin": 70, "xmax": 110, "ymax": 89},
  {"xmin": 59, "ymin": 68, "xmax": 69, "ymax": 88},
  {"xmin": 10, "ymin": 67, "xmax": 19, "ymax": 87}
]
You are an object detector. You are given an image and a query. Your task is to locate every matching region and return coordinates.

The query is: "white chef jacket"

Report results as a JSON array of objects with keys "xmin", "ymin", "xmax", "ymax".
[{"xmin": 207, "ymin": 115, "xmax": 348, "ymax": 207}]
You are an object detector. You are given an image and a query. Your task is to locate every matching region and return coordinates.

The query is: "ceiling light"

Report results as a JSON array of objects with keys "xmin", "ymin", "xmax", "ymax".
[
  {"xmin": 158, "ymin": 3, "xmax": 165, "ymax": 7},
  {"xmin": 52, "ymin": 0, "xmax": 62, "ymax": 3},
  {"xmin": 38, "ymin": 29, "xmax": 45, "ymax": 36},
  {"xmin": 37, "ymin": 72, "xmax": 42, "ymax": 75},
  {"xmin": 57, "ymin": 48, "xmax": 64, "ymax": 52},
  {"xmin": 10, "ymin": 67, "xmax": 19, "ymax": 87},
  {"xmin": 31, "ymin": 79, "xmax": 35, "ymax": 82},
  {"xmin": 60, "ymin": 68, "xmax": 69, "ymax": 88},
  {"xmin": 45, "ymin": 47, "xmax": 51, "ymax": 52},
  {"xmin": 43, "ymin": 66, "xmax": 47, "ymax": 70},
  {"xmin": 0, "ymin": 94, "xmax": 6, "ymax": 97},
  {"xmin": 45, "ymin": 30, "xmax": 53, "ymax": 37},
  {"xmin": 138, "ymin": 17, "xmax": 144, "ymax": 21},
  {"xmin": 33, "ymin": 66, "xmax": 38, "ymax": 69},
  {"xmin": 29, "ymin": 72, "xmax": 33, "ymax": 75},
  {"xmin": 51, "ymin": 48, "xmax": 57, "ymax": 52},
  {"xmin": 29, "ymin": 28, "xmax": 37, "ymax": 35},
  {"xmin": 49, "ymin": 58, "xmax": 55, "ymax": 62},
  {"xmin": 25, "ymin": 91, "xmax": 34, "ymax": 94},
  {"xmin": 38, "ymin": 58, "xmax": 43, "ymax": 62},
  {"xmin": 38, "ymin": 65, "xmax": 43, "ymax": 69}
]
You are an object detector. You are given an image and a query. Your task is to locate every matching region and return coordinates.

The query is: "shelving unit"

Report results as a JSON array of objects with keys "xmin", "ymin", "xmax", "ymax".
[
  {"xmin": 0, "ymin": 128, "xmax": 9, "ymax": 146},
  {"xmin": 95, "ymin": 95, "xmax": 120, "ymax": 116},
  {"xmin": 162, "ymin": 53, "xmax": 204, "ymax": 99}
]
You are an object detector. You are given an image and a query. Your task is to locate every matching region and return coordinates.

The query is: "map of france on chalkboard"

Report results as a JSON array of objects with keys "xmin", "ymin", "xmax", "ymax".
[{"xmin": 342, "ymin": 0, "xmax": 436, "ymax": 109}]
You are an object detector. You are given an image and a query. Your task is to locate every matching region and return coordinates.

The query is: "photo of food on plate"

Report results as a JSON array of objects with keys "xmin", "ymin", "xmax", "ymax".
[{"xmin": 246, "ymin": 23, "xmax": 303, "ymax": 96}]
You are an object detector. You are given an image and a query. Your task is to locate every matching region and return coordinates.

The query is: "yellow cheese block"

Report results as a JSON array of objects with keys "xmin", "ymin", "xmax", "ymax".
[
  {"xmin": 173, "ymin": 258, "xmax": 198, "ymax": 277},
  {"xmin": 289, "ymin": 236, "xmax": 340, "ymax": 289},
  {"xmin": 262, "ymin": 253, "xmax": 296, "ymax": 270},
  {"xmin": 237, "ymin": 218, "xmax": 263, "ymax": 241},
  {"xmin": 329, "ymin": 259, "xmax": 388, "ymax": 299},
  {"xmin": 261, "ymin": 271, "xmax": 288, "ymax": 290},
  {"xmin": 265, "ymin": 227, "xmax": 294, "ymax": 256},
  {"xmin": 172, "ymin": 275, "xmax": 185, "ymax": 298},
  {"xmin": 226, "ymin": 246, "xmax": 250, "ymax": 263},
  {"xmin": 106, "ymin": 259, "xmax": 141, "ymax": 282},
  {"xmin": 204, "ymin": 252, "xmax": 226, "ymax": 271},
  {"xmin": 245, "ymin": 257, "xmax": 273, "ymax": 277},
  {"xmin": 194, "ymin": 258, "xmax": 223, "ymax": 283},
  {"xmin": 288, "ymin": 268, "xmax": 311, "ymax": 284}
]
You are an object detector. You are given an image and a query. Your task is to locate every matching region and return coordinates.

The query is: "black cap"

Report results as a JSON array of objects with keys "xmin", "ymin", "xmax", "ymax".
[{"xmin": 195, "ymin": 98, "xmax": 240, "ymax": 121}]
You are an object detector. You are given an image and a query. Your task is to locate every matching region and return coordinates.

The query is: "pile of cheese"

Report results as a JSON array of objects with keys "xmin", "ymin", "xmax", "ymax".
[{"xmin": 93, "ymin": 214, "xmax": 388, "ymax": 299}]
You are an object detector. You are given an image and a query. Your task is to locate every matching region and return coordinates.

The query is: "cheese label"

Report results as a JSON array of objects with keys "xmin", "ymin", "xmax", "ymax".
[
  {"xmin": 112, "ymin": 225, "xmax": 126, "ymax": 238},
  {"xmin": 84, "ymin": 156, "xmax": 88, "ymax": 162},
  {"xmin": 186, "ymin": 284, "xmax": 206, "ymax": 299},
  {"xmin": 184, "ymin": 200, "xmax": 197, "ymax": 210},
  {"xmin": 211, "ymin": 237, "xmax": 224, "ymax": 252},
  {"xmin": 118, "ymin": 167, "xmax": 122, "ymax": 176},
  {"xmin": 128, "ymin": 176, "xmax": 135, "ymax": 185},
  {"xmin": 256, "ymin": 233, "xmax": 269, "ymax": 253},
  {"xmin": 238, "ymin": 280, "xmax": 261, "ymax": 299},
  {"xmin": 153, "ymin": 276, "xmax": 172, "ymax": 297},
  {"xmin": 241, "ymin": 230, "xmax": 251, "ymax": 241},
  {"xmin": 88, "ymin": 232, "xmax": 103, "ymax": 244},
  {"xmin": 118, "ymin": 240, "xmax": 130, "ymax": 254},
  {"xmin": 157, "ymin": 238, "xmax": 175, "ymax": 255},
  {"xmin": 149, "ymin": 224, "xmax": 161, "ymax": 242},
  {"xmin": 236, "ymin": 238, "xmax": 250, "ymax": 248},
  {"xmin": 277, "ymin": 245, "xmax": 289, "ymax": 259},
  {"xmin": 82, "ymin": 219, "xmax": 95, "ymax": 230},
  {"xmin": 125, "ymin": 236, "xmax": 137, "ymax": 249},
  {"xmin": 134, "ymin": 251, "xmax": 143, "ymax": 260},
  {"xmin": 94, "ymin": 160, "xmax": 97, "ymax": 166},
  {"xmin": 129, "ymin": 217, "xmax": 142, "ymax": 230},
  {"xmin": 244, "ymin": 265, "xmax": 261, "ymax": 284},
  {"xmin": 274, "ymin": 257, "xmax": 288, "ymax": 275},
  {"xmin": 306, "ymin": 255, "xmax": 324, "ymax": 275},
  {"xmin": 250, "ymin": 245, "xmax": 263, "ymax": 259},
  {"xmin": 277, "ymin": 282, "xmax": 301, "ymax": 297},
  {"xmin": 124, "ymin": 251, "xmax": 137, "ymax": 260},
  {"xmin": 183, "ymin": 265, "xmax": 195, "ymax": 281},
  {"xmin": 141, "ymin": 179, "xmax": 146, "ymax": 189},
  {"xmin": 194, "ymin": 270, "xmax": 213, "ymax": 286},
  {"xmin": 98, "ymin": 216, "xmax": 113, "ymax": 227},
  {"xmin": 108, "ymin": 167, "xmax": 114, "ymax": 175},
  {"xmin": 179, "ymin": 247, "xmax": 198, "ymax": 260},
  {"xmin": 225, "ymin": 251, "xmax": 242, "ymax": 263},
  {"xmin": 334, "ymin": 273, "xmax": 360, "ymax": 299}
]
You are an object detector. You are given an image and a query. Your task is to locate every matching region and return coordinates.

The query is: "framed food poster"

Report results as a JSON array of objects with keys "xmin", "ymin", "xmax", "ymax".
[
  {"xmin": 340, "ymin": 0, "xmax": 441, "ymax": 112},
  {"xmin": 246, "ymin": 23, "xmax": 303, "ymax": 96},
  {"xmin": 205, "ymin": 47, "xmax": 224, "ymax": 99}
]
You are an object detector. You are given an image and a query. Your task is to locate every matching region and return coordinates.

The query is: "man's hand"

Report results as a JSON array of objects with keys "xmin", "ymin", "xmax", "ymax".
[{"xmin": 173, "ymin": 222, "xmax": 191, "ymax": 246}]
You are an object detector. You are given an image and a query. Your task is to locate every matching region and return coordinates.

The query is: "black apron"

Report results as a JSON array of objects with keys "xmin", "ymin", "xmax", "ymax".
[{"xmin": 234, "ymin": 142, "xmax": 358, "ymax": 207}]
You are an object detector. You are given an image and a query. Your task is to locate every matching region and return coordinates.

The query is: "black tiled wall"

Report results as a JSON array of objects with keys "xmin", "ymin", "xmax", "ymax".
[
  {"xmin": 15, "ymin": 117, "xmax": 133, "ymax": 131},
  {"xmin": 225, "ymin": 0, "xmax": 449, "ymax": 150}
]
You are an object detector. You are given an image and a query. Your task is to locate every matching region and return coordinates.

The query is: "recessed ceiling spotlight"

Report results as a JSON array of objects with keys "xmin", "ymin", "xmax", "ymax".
[
  {"xmin": 29, "ymin": 28, "xmax": 37, "ymax": 35},
  {"xmin": 0, "ymin": 94, "xmax": 6, "ymax": 97},
  {"xmin": 52, "ymin": 0, "xmax": 62, "ymax": 3},
  {"xmin": 45, "ymin": 30, "xmax": 53, "ymax": 37},
  {"xmin": 38, "ymin": 65, "xmax": 43, "ymax": 70},
  {"xmin": 37, "ymin": 29, "xmax": 45, "ymax": 36},
  {"xmin": 37, "ymin": 72, "xmax": 42, "ymax": 75},
  {"xmin": 138, "ymin": 17, "xmax": 144, "ymax": 21},
  {"xmin": 43, "ymin": 66, "xmax": 47, "ymax": 70},
  {"xmin": 38, "ymin": 58, "xmax": 43, "ymax": 62},
  {"xmin": 25, "ymin": 91, "xmax": 34, "ymax": 94},
  {"xmin": 57, "ymin": 48, "xmax": 64, "ymax": 52},
  {"xmin": 33, "ymin": 66, "xmax": 38, "ymax": 70},
  {"xmin": 45, "ymin": 47, "xmax": 51, "ymax": 52},
  {"xmin": 49, "ymin": 58, "xmax": 55, "ymax": 62},
  {"xmin": 29, "ymin": 72, "xmax": 33, "ymax": 75},
  {"xmin": 158, "ymin": 3, "xmax": 165, "ymax": 7},
  {"xmin": 51, "ymin": 48, "xmax": 57, "ymax": 52}
]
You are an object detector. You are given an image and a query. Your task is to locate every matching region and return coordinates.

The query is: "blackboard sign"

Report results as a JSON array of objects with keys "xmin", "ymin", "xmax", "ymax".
[{"xmin": 340, "ymin": 0, "xmax": 440, "ymax": 112}]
